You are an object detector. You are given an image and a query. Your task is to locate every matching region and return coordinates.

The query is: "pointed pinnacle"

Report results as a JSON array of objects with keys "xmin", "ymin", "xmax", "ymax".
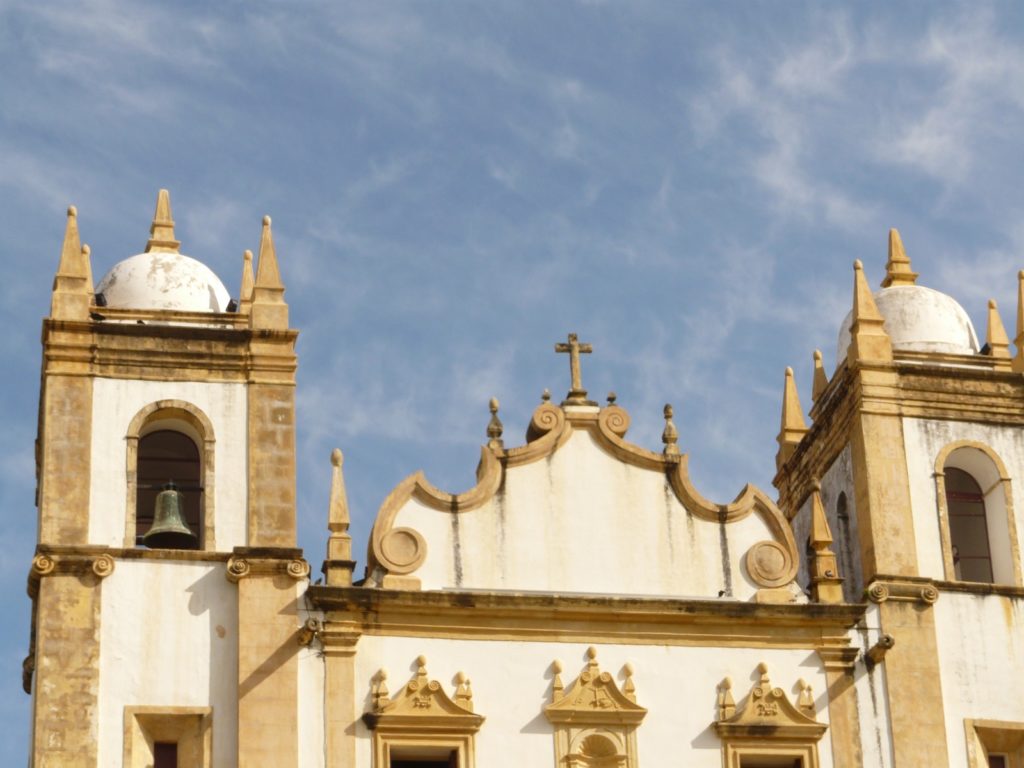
[
  {"xmin": 810, "ymin": 486, "xmax": 833, "ymax": 548},
  {"xmin": 1015, "ymin": 271, "xmax": 1024, "ymax": 373},
  {"xmin": 811, "ymin": 349, "xmax": 829, "ymax": 402},
  {"xmin": 145, "ymin": 189, "xmax": 181, "ymax": 253},
  {"xmin": 848, "ymin": 259, "xmax": 892, "ymax": 364},
  {"xmin": 239, "ymin": 250, "xmax": 255, "ymax": 314},
  {"xmin": 255, "ymin": 215, "xmax": 284, "ymax": 290},
  {"xmin": 986, "ymin": 299, "xmax": 1011, "ymax": 365},
  {"xmin": 328, "ymin": 448, "xmax": 350, "ymax": 532},
  {"xmin": 776, "ymin": 367, "xmax": 808, "ymax": 471},
  {"xmin": 56, "ymin": 205, "xmax": 83, "ymax": 278},
  {"xmin": 880, "ymin": 228, "xmax": 918, "ymax": 288}
]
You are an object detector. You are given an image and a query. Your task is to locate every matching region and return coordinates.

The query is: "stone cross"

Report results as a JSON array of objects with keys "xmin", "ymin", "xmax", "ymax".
[{"xmin": 555, "ymin": 333, "xmax": 595, "ymax": 405}]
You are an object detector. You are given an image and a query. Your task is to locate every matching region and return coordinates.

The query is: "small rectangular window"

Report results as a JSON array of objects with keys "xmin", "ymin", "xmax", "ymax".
[
  {"xmin": 154, "ymin": 742, "xmax": 178, "ymax": 768},
  {"xmin": 391, "ymin": 751, "xmax": 456, "ymax": 768},
  {"xmin": 988, "ymin": 755, "xmax": 1008, "ymax": 768}
]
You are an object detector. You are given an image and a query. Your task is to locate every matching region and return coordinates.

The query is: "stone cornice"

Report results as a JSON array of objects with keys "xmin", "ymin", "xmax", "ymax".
[
  {"xmin": 308, "ymin": 586, "xmax": 866, "ymax": 649},
  {"xmin": 40, "ymin": 315, "xmax": 297, "ymax": 383}
]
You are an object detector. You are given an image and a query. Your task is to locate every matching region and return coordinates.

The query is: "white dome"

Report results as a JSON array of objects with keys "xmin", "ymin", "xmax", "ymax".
[
  {"xmin": 96, "ymin": 251, "xmax": 230, "ymax": 313},
  {"xmin": 836, "ymin": 284, "xmax": 979, "ymax": 365}
]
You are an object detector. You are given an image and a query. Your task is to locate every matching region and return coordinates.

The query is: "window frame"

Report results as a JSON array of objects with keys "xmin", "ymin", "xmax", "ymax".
[
  {"xmin": 964, "ymin": 718, "xmax": 1024, "ymax": 768},
  {"xmin": 934, "ymin": 442, "xmax": 1022, "ymax": 587}
]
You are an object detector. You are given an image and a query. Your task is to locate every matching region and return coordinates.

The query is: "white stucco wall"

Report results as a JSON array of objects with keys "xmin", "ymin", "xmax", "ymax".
[
  {"xmin": 902, "ymin": 418, "xmax": 1024, "ymax": 583},
  {"xmin": 392, "ymin": 429, "xmax": 789, "ymax": 600},
  {"xmin": 852, "ymin": 603, "xmax": 894, "ymax": 768},
  {"xmin": 97, "ymin": 560, "xmax": 238, "ymax": 767},
  {"xmin": 935, "ymin": 592, "xmax": 1024, "ymax": 767},
  {"xmin": 298, "ymin": 601, "xmax": 326, "ymax": 768},
  {"xmin": 88, "ymin": 377, "xmax": 248, "ymax": 551},
  {"xmin": 351, "ymin": 635, "xmax": 835, "ymax": 768}
]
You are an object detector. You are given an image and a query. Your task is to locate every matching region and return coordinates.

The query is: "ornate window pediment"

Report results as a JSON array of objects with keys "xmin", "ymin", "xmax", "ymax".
[
  {"xmin": 714, "ymin": 663, "xmax": 827, "ymax": 768},
  {"xmin": 545, "ymin": 647, "xmax": 646, "ymax": 767},
  {"xmin": 363, "ymin": 656, "xmax": 483, "ymax": 768}
]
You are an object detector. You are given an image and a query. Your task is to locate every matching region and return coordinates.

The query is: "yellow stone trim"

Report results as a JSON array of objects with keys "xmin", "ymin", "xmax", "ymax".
[
  {"xmin": 866, "ymin": 577, "xmax": 939, "ymax": 605},
  {"xmin": 225, "ymin": 554, "xmax": 309, "ymax": 583},
  {"xmin": 311, "ymin": 587, "xmax": 862, "ymax": 650},
  {"xmin": 933, "ymin": 440, "xmax": 1023, "ymax": 587},
  {"xmin": 546, "ymin": 646, "xmax": 645, "ymax": 768},
  {"xmin": 714, "ymin": 662, "xmax": 826, "ymax": 768},
  {"xmin": 125, "ymin": 400, "xmax": 217, "ymax": 550},
  {"xmin": 123, "ymin": 706, "xmax": 212, "ymax": 768},
  {"xmin": 965, "ymin": 719, "xmax": 1024, "ymax": 768},
  {"xmin": 364, "ymin": 656, "xmax": 483, "ymax": 768}
]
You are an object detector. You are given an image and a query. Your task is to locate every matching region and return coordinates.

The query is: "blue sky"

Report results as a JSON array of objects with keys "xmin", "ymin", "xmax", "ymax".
[{"xmin": 3, "ymin": 0, "xmax": 1024, "ymax": 759}]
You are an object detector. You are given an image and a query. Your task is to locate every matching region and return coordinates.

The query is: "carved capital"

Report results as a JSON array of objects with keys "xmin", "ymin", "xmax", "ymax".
[
  {"xmin": 91, "ymin": 554, "xmax": 115, "ymax": 579},
  {"xmin": 225, "ymin": 554, "xmax": 310, "ymax": 583},
  {"xmin": 866, "ymin": 579, "xmax": 940, "ymax": 606}
]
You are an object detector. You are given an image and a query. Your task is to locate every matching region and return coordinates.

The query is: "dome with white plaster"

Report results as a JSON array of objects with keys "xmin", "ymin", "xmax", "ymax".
[
  {"xmin": 836, "ymin": 284, "xmax": 979, "ymax": 365},
  {"xmin": 96, "ymin": 251, "xmax": 231, "ymax": 313},
  {"xmin": 94, "ymin": 189, "xmax": 231, "ymax": 313}
]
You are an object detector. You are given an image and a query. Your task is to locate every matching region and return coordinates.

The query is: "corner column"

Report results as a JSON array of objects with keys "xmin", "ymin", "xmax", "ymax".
[{"xmin": 228, "ymin": 549, "xmax": 308, "ymax": 767}]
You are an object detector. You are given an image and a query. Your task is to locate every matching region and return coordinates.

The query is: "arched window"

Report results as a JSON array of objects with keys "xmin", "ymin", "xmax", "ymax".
[
  {"xmin": 136, "ymin": 430, "xmax": 202, "ymax": 549},
  {"xmin": 126, "ymin": 401, "xmax": 216, "ymax": 551},
  {"xmin": 945, "ymin": 468, "xmax": 993, "ymax": 583},
  {"xmin": 935, "ymin": 442, "xmax": 1021, "ymax": 587}
]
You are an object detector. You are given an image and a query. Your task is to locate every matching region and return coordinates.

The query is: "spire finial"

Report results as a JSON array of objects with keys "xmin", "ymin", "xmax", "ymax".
[
  {"xmin": 848, "ymin": 259, "xmax": 893, "ymax": 364},
  {"xmin": 1015, "ymin": 271, "xmax": 1024, "ymax": 373},
  {"xmin": 239, "ymin": 250, "xmax": 255, "ymax": 315},
  {"xmin": 541, "ymin": 388, "xmax": 551, "ymax": 403},
  {"xmin": 880, "ymin": 228, "xmax": 918, "ymax": 288},
  {"xmin": 145, "ymin": 189, "xmax": 181, "ymax": 253},
  {"xmin": 250, "ymin": 214, "xmax": 288, "ymax": 329},
  {"xmin": 662, "ymin": 403, "xmax": 679, "ymax": 456},
  {"xmin": 324, "ymin": 448, "xmax": 354, "ymax": 586},
  {"xmin": 554, "ymin": 333, "xmax": 596, "ymax": 405},
  {"xmin": 776, "ymin": 367, "xmax": 808, "ymax": 471},
  {"xmin": 986, "ymin": 298, "xmax": 1012, "ymax": 368},
  {"xmin": 809, "ymin": 485, "xmax": 843, "ymax": 603},
  {"xmin": 487, "ymin": 397, "xmax": 504, "ymax": 449},
  {"xmin": 811, "ymin": 350, "xmax": 829, "ymax": 402},
  {"xmin": 51, "ymin": 204, "xmax": 93, "ymax": 320}
]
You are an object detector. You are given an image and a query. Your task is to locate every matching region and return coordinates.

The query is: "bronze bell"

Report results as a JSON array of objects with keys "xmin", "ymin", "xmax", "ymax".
[{"xmin": 143, "ymin": 481, "xmax": 198, "ymax": 549}]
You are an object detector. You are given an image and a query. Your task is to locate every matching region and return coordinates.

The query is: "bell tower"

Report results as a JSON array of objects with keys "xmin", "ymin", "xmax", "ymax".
[
  {"xmin": 775, "ymin": 230, "xmax": 1024, "ymax": 767},
  {"xmin": 27, "ymin": 191, "xmax": 307, "ymax": 767}
]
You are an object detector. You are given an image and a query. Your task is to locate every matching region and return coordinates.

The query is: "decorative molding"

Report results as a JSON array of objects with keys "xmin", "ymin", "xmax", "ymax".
[
  {"xmin": 225, "ymin": 554, "xmax": 309, "ymax": 583},
  {"xmin": 27, "ymin": 551, "xmax": 118, "ymax": 598},
  {"xmin": 866, "ymin": 579, "xmax": 939, "ymax": 605},
  {"xmin": 363, "ymin": 656, "xmax": 483, "ymax": 768},
  {"xmin": 310, "ymin": 585, "xmax": 864, "ymax": 650},
  {"xmin": 545, "ymin": 647, "xmax": 646, "ymax": 768},
  {"xmin": 714, "ymin": 663, "xmax": 827, "ymax": 768}
]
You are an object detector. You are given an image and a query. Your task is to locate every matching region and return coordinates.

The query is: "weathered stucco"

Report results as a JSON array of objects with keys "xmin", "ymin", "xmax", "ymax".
[{"xmin": 390, "ymin": 428, "xmax": 790, "ymax": 600}]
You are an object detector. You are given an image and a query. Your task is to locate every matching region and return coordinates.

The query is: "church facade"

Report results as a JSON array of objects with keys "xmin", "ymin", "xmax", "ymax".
[{"xmin": 23, "ymin": 191, "xmax": 1024, "ymax": 767}]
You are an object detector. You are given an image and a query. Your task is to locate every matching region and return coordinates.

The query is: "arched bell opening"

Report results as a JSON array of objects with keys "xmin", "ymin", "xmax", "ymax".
[
  {"xmin": 136, "ymin": 430, "xmax": 202, "ymax": 550},
  {"xmin": 125, "ymin": 400, "xmax": 216, "ymax": 551},
  {"xmin": 934, "ymin": 442, "xmax": 1022, "ymax": 587}
]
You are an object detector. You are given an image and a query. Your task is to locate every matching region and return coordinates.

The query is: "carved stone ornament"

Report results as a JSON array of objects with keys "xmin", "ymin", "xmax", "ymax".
[
  {"xmin": 363, "ymin": 655, "xmax": 484, "ymax": 731},
  {"xmin": 545, "ymin": 648, "xmax": 646, "ymax": 768},
  {"xmin": 225, "ymin": 555, "xmax": 310, "ymax": 583},
  {"xmin": 866, "ymin": 579, "xmax": 939, "ymax": 606},
  {"xmin": 714, "ymin": 663, "xmax": 827, "ymax": 741}
]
